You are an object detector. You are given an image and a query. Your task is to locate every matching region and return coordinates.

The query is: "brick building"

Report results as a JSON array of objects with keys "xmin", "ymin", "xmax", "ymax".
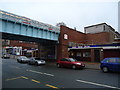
[{"xmin": 57, "ymin": 23, "xmax": 120, "ymax": 62}]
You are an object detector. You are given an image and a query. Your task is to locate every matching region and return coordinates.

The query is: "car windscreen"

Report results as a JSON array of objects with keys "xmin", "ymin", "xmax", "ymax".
[
  {"xmin": 35, "ymin": 58, "xmax": 42, "ymax": 60},
  {"xmin": 20, "ymin": 56, "xmax": 28, "ymax": 59},
  {"xmin": 68, "ymin": 58, "xmax": 77, "ymax": 62}
]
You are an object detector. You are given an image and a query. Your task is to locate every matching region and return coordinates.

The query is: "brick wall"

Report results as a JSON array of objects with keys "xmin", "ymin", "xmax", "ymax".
[
  {"xmin": 10, "ymin": 40, "xmax": 38, "ymax": 49},
  {"xmin": 85, "ymin": 32, "xmax": 113, "ymax": 45},
  {"xmin": 57, "ymin": 26, "xmax": 86, "ymax": 59},
  {"xmin": 57, "ymin": 25, "xmax": 117, "ymax": 60}
]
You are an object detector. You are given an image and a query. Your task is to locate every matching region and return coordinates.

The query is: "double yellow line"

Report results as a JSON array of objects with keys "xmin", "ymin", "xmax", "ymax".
[
  {"xmin": 6, "ymin": 76, "xmax": 59, "ymax": 89},
  {"xmin": 6, "ymin": 76, "xmax": 22, "ymax": 81},
  {"xmin": 31, "ymin": 79, "xmax": 58, "ymax": 89},
  {"xmin": 46, "ymin": 84, "xmax": 58, "ymax": 89},
  {"xmin": 6, "ymin": 76, "xmax": 28, "ymax": 81}
]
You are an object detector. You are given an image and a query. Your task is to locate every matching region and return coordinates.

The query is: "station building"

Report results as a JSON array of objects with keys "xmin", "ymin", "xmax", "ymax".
[{"xmin": 57, "ymin": 23, "xmax": 120, "ymax": 62}]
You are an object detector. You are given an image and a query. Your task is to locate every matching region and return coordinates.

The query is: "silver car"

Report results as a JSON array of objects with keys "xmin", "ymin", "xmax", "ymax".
[
  {"xmin": 28, "ymin": 57, "xmax": 46, "ymax": 65},
  {"xmin": 17, "ymin": 56, "xmax": 30, "ymax": 63}
]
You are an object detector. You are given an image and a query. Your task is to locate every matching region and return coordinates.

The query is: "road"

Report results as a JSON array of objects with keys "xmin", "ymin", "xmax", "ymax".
[{"xmin": 2, "ymin": 59, "xmax": 120, "ymax": 89}]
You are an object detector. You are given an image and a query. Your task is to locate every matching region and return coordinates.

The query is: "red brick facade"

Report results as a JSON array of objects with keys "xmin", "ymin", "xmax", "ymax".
[
  {"xmin": 57, "ymin": 25, "xmax": 120, "ymax": 62},
  {"xmin": 85, "ymin": 32, "xmax": 113, "ymax": 45},
  {"xmin": 57, "ymin": 26, "xmax": 86, "ymax": 59},
  {"xmin": 9, "ymin": 40, "xmax": 38, "ymax": 49}
]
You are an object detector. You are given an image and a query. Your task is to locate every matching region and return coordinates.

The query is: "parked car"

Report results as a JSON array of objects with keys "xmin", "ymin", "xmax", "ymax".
[
  {"xmin": 17, "ymin": 56, "xmax": 30, "ymax": 63},
  {"xmin": 100, "ymin": 57, "xmax": 120, "ymax": 73},
  {"xmin": 28, "ymin": 57, "xmax": 46, "ymax": 65},
  {"xmin": 2, "ymin": 54, "xmax": 10, "ymax": 59},
  {"xmin": 57, "ymin": 58, "xmax": 85, "ymax": 69}
]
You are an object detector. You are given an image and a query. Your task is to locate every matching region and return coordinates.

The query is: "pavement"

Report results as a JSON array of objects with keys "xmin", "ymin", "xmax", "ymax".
[
  {"xmin": 46, "ymin": 61, "xmax": 101, "ymax": 70},
  {"xmin": 82, "ymin": 61, "xmax": 100, "ymax": 70}
]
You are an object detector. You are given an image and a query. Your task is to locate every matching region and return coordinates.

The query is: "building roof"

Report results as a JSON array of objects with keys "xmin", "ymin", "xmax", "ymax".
[
  {"xmin": 84, "ymin": 23, "xmax": 115, "ymax": 31},
  {"xmin": 84, "ymin": 23, "xmax": 107, "ymax": 28}
]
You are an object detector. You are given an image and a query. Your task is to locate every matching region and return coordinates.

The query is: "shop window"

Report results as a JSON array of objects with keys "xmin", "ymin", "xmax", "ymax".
[
  {"xmin": 83, "ymin": 52, "xmax": 90, "ymax": 57},
  {"xmin": 71, "ymin": 52, "xmax": 74, "ymax": 56},
  {"xmin": 76, "ymin": 52, "xmax": 81, "ymax": 57}
]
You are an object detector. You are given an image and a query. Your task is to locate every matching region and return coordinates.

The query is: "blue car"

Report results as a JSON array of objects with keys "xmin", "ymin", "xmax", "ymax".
[{"xmin": 100, "ymin": 57, "xmax": 120, "ymax": 73}]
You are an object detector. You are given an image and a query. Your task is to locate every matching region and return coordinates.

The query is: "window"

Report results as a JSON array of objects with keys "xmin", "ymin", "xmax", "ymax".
[
  {"xmin": 64, "ymin": 34, "xmax": 68, "ymax": 40},
  {"xmin": 70, "ymin": 52, "xmax": 74, "ymax": 56},
  {"xmin": 117, "ymin": 58, "xmax": 120, "ymax": 63},
  {"xmin": 107, "ymin": 58, "xmax": 116, "ymax": 63},
  {"xmin": 83, "ymin": 52, "xmax": 90, "ymax": 57},
  {"xmin": 60, "ymin": 58, "xmax": 67, "ymax": 61},
  {"xmin": 76, "ymin": 52, "xmax": 81, "ymax": 57},
  {"xmin": 68, "ymin": 58, "xmax": 77, "ymax": 62}
]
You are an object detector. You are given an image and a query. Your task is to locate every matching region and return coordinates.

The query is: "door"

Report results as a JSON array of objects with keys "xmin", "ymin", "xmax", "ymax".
[
  {"xmin": 59, "ymin": 58, "xmax": 67, "ymax": 67},
  {"xmin": 63, "ymin": 59, "xmax": 72, "ymax": 68},
  {"xmin": 94, "ymin": 49, "xmax": 100, "ymax": 62},
  {"xmin": 116, "ymin": 58, "xmax": 120, "ymax": 72},
  {"xmin": 107, "ymin": 58, "xmax": 118, "ymax": 71},
  {"xmin": 60, "ymin": 58, "xmax": 71, "ymax": 67}
]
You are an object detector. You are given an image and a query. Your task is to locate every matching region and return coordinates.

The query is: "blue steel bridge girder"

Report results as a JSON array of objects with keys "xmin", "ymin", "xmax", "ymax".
[{"xmin": 0, "ymin": 18, "xmax": 60, "ymax": 41}]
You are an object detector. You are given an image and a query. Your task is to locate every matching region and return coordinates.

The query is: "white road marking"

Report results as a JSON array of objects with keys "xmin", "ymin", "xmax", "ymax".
[
  {"xmin": 27, "ymin": 69, "xmax": 43, "ymax": 74},
  {"xmin": 76, "ymin": 79, "xmax": 120, "ymax": 89},
  {"xmin": 43, "ymin": 73, "xmax": 54, "ymax": 77},
  {"xmin": 0, "ymin": 60, "xmax": 2, "ymax": 64},
  {"xmin": 15, "ymin": 67, "xmax": 21, "ymax": 69},
  {"xmin": 26, "ymin": 69, "xmax": 54, "ymax": 77}
]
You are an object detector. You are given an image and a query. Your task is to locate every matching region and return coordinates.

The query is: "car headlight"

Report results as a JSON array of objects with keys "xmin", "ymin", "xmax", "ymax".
[
  {"xmin": 76, "ymin": 63, "xmax": 81, "ymax": 65},
  {"xmin": 38, "ymin": 61, "xmax": 42, "ymax": 63}
]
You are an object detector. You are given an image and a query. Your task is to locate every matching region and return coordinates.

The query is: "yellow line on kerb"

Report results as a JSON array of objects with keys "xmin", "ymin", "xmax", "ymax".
[
  {"xmin": 31, "ymin": 79, "xmax": 41, "ymax": 83},
  {"xmin": 46, "ymin": 84, "xmax": 58, "ymax": 89}
]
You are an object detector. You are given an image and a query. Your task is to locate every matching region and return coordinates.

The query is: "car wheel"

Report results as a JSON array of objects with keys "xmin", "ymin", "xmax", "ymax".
[
  {"xmin": 35, "ymin": 62, "xmax": 39, "ymax": 66},
  {"xmin": 28, "ymin": 61, "xmax": 31, "ymax": 65},
  {"xmin": 17, "ymin": 59, "xmax": 19, "ymax": 62},
  {"xmin": 57, "ymin": 64, "xmax": 61, "ymax": 68},
  {"xmin": 20, "ymin": 60, "xmax": 22, "ymax": 63},
  {"xmin": 72, "ymin": 65, "xmax": 76, "ymax": 69},
  {"xmin": 102, "ymin": 67, "xmax": 109, "ymax": 73}
]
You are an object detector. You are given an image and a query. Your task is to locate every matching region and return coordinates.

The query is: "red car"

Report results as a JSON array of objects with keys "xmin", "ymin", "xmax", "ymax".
[{"xmin": 57, "ymin": 58, "xmax": 85, "ymax": 69}]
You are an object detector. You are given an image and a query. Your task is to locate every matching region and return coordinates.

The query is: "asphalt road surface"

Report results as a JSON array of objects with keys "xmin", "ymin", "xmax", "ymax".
[{"xmin": 2, "ymin": 59, "xmax": 120, "ymax": 89}]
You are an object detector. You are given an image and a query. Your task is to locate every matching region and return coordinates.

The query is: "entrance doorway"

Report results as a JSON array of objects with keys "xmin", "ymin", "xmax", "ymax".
[{"xmin": 94, "ymin": 49, "xmax": 100, "ymax": 62}]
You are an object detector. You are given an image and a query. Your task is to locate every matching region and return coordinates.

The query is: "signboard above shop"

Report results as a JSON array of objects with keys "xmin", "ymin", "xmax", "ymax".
[{"xmin": 68, "ymin": 43, "xmax": 120, "ymax": 49}]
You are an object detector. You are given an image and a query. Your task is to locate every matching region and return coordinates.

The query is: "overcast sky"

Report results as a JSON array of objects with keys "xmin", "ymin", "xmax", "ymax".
[{"xmin": 0, "ymin": 0, "xmax": 119, "ymax": 32}]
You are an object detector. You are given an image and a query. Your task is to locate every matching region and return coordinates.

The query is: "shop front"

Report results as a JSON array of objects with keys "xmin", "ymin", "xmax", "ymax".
[{"xmin": 69, "ymin": 45, "xmax": 120, "ymax": 62}]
